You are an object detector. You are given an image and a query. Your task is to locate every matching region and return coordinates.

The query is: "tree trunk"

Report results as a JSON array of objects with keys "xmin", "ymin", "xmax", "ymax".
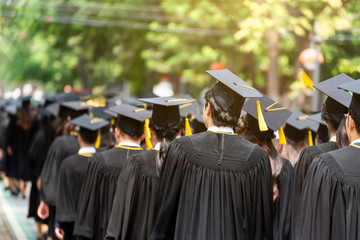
[
  {"xmin": 76, "ymin": 57, "xmax": 88, "ymax": 89},
  {"xmin": 267, "ymin": 30, "xmax": 280, "ymax": 101}
]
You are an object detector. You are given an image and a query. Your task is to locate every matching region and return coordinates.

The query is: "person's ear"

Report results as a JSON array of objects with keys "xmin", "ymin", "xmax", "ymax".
[
  {"xmin": 349, "ymin": 115, "xmax": 356, "ymax": 131},
  {"xmin": 205, "ymin": 103, "xmax": 211, "ymax": 117},
  {"xmin": 114, "ymin": 127, "xmax": 120, "ymax": 139}
]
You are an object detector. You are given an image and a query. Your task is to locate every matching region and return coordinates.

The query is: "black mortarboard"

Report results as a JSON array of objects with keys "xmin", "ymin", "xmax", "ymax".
[
  {"xmin": 59, "ymin": 101, "xmax": 89, "ymax": 119},
  {"xmin": 338, "ymin": 80, "xmax": 360, "ymax": 123},
  {"xmin": 107, "ymin": 104, "xmax": 152, "ymax": 136},
  {"xmin": 77, "ymin": 92, "xmax": 92, "ymax": 101},
  {"xmin": 314, "ymin": 73, "xmax": 354, "ymax": 107},
  {"xmin": 191, "ymin": 112, "xmax": 207, "ymax": 134},
  {"xmin": 70, "ymin": 114, "xmax": 109, "ymax": 132},
  {"xmin": 206, "ymin": 69, "xmax": 262, "ymax": 112},
  {"xmin": 308, "ymin": 112, "xmax": 326, "ymax": 126},
  {"xmin": 45, "ymin": 103, "xmax": 60, "ymax": 117},
  {"xmin": 138, "ymin": 97, "xmax": 195, "ymax": 127},
  {"xmin": 243, "ymin": 93, "xmax": 291, "ymax": 133},
  {"xmin": 284, "ymin": 111, "xmax": 317, "ymax": 143},
  {"xmin": 107, "ymin": 104, "xmax": 152, "ymax": 122},
  {"xmin": 91, "ymin": 107, "xmax": 114, "ymax": 120},
  {"xmin": 56, "ymin": 92, "xmax": 78, "ymax": 103}
]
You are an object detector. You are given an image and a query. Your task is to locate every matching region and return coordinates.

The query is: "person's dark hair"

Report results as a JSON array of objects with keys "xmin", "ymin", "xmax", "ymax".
[
  {"xmin": 116, "ymin": 116, "xmax": 144, "ymax": 139},
  {"xmin": 349, "ymin": 108, "xmax": 360, "ymax": 134},
  {"xmin": 149, "ymin": 119, "xmax": 183, "ymax": 176},
  {"xmin": 237, "ymin": 116, "xmax": 283, "ymax": 197},
  {"xmin": 79, "ymin": 128, "xmax": 98, "ymax": 145},
  {"xmin": 204, "ymin": 89, "xmax": 243, "ymax": 128},
  {"xmin": 336, "ymin": 117, "xmax": 350, "ymax": 148},
  {"xmin": 16, "ymin": 103, "xmax": 34, "ymax": 130},
  {"xmin": 321, "ymin": 104, "xmax": 340, "ymax": 133}
]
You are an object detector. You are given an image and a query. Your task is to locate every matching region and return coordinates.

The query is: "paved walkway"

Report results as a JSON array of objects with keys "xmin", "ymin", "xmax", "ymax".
[{"xmin": 0, "ymin": 181, "xmax": 37, "ymax": 240}]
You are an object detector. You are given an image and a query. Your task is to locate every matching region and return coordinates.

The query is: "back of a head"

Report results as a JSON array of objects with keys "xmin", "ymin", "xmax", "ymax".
[
  {"xmin": 321, "ymin": 97, "xmax": 347, "ymax": 132},
  {"xmin": 79, "ymin": 127, "xmax": 98, "ymax": 145},
  {"xmin": 204, "ymin": 84, "xmax": 244, "ymax": 128}
]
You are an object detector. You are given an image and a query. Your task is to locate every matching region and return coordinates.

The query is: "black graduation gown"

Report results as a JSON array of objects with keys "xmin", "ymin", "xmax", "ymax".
[
  {"xmin": 149, "ymin": 131, "xmax": 273, "ymax": 240},
  {"xmin": 73, "ymin": 145, "xmax": 143, "ymax": 240},
  {"xmin": 292, "ymin": 141, "xmax": 337, "ymax": 234},
  {"xmin": 40, "ymin": 135, "xmax": 80, "ymax": 205},
  {"xmin": 273, "ymin": 158, "xmax": 294, "ymax": 240},
  {"xmin": 294, "ymin": 143, "xmax": 360, "ymax": 240},
  {"xmin": 28, "ymin": 130, "xmax": 54, "ymax": 220},
  {"xmin": 105, "ymin": 150, "xmax": 159, "ymax": 240},
  {"xmin": 56, "ymin": 153, "xmax": 92, "ymax": 240}
]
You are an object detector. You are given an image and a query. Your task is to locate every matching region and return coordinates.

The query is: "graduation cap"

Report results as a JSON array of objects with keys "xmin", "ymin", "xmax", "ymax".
[
  {"xmin": 284, "ymin": 110, "xmax": 318, "ymax": 145},
  {"xmin": 314, "ymin": 73, "xmax": 354, "ymax": 107},
  {"xmin": 191, "ymin": 112, "xmax": 207, "ymax": 134},
  {"xmin": 206, "ymin": 69, "xmax": 267, "ymax": 131},
  {"xmin": 70, "ymin": 114, "xmax": 109, "ymax": 148},
  {"xmin": 138, "ymin": 97, "xmax": 196, "ymax": 149},
  {"xmin": 45, "ymin": 103, "xmax": 60, "ymax": 117},
  {"xmin": 338, "ymin": 80, "xmax": 360, "ymax": 124},
  {"xmin": 107, "ymin": 104, "xmax": 152, "ymax": 137},
  {"xmin": 59, "ymin": 101, "xmax": 90, "ymax": 119},
  {"xmin": 56, "ymin": 92, "xmax": 78, "ymax": 103},
  {"xmin": 243, "ymin": 93, "xmax": 291, "ymax": 144}
]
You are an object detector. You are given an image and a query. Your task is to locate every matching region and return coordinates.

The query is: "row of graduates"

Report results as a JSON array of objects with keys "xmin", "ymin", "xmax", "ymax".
[{"xmin": 4, "ymin": 68, "xmax": 360, "ymax": 240}]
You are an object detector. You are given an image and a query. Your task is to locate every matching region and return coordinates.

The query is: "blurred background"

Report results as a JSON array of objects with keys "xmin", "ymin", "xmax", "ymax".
[{"xmin": 0, "ymin": 0, "xmax": 359, "ymax": 112}]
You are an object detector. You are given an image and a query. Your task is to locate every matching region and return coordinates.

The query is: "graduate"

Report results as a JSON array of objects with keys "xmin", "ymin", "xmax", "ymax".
[
  {"xmin": 149, "ymin": 69, "xmax": 273, "ymax": 240},
  {"xmin": 276, "ymin": 110, "xmax": 316, "ymax": 166},
  {"xmin": 38, "ymin": 101, "xmax": 89, "ymax": 240},
  {"xmin": 105, "ymin": 97, "xmax": 194, "ymax": 240},
  {"xmin": 55, "ymin": 114, "xmax": 109, "ymax": 240},
  {"xmin": 239, "ymin": 93, "xmax": 293, "ymax": 240},
  {"xmin": 294, "ymin": 79, "xmax": 360, "ymax": 239},
  {"xmin": 73, "ymin": 104, "xmax": 151, "ymax": 240},
  {"xmin": 292, "ymin": 73, "xmax": 354, "ymax": 234}
]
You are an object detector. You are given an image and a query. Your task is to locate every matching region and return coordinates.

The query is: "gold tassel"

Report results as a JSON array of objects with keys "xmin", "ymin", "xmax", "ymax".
[
  {"xmin": 89, "ymin": 107, "xmax": 93, "ymax": 117},
  {"xmin": 257, "ymin": 99, "xmax": 268, "ymax": 132},
  {"xmin": 111, "ymin": 118, "xmax": 115, "ymax": 126},
  {"xmin": 144, "ymin": 119, "xmax": 153, "ymax": 150},
  {"xmin": 308, "ymin": 130, "xmax": 313, "ymax": 146},
  {"xmin": 95, "ymin": 130, "xmax": 101, "ymax": 149},
  {"xmin": 185, "ymin": 116, "xmax": 192, "ymax": 136},
  {"xmin": 278, "ymin": 126, "xmax": 286, "ymax": 145}
]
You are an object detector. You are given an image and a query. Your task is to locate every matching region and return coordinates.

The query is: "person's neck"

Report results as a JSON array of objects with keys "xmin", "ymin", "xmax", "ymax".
[
  {"xmin": 349, "ymin": 133, "xmax": 360, "ymax": 143},
  {"xmin": 118, "ymin": 135, "xmax": 140, "ymax": 145},
  {"xmin": 80, "ymin": 143, "xmax": 95, "ymax": 148},
  {"xmin": 329, "ymin": 131, "xmax": 336, "ymax": 138}
]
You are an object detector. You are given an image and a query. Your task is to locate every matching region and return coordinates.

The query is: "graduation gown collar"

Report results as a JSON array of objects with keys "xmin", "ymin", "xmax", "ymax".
[
  {"xmin": 330, "ymin": 135, "xmax": 336, "ymax": 142},
  {"xmin": 207, "ymin": 126, "xmax": 235, "ymax": 135},
  {"xmin": 350, "ymin": 138, "xmax": 360, "ymax": 148},
  {"xmin": 116, "ymin": 142, "xmax": 142, "ymax": 150},
  {"xmin": 78, "ymin": 147, "xmax": 96, "ymax": 157}
]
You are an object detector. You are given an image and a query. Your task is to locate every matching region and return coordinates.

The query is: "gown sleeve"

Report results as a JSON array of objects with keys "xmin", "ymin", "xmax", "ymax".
[
  {"xmin": 105, "ymin": 155, "xmax": 139, "ymax": 240},
  {"xmin": 149, "ymin": 141, "xmax": 186, "ymax": 240},
  {"xmin": 56, "ymin": 157, "xmax": 76, "ymax": 222},
  {"xmin": 73, "ymin": 158, "xmax": 101, "ymax": 239},
  {"xmin": 293, "ymin": 155, "xmax": 334, "ymax": 240}
]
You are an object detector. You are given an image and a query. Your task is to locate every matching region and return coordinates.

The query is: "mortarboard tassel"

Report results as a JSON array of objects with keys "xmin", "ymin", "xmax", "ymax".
[
  {"xmin": 278, "ymin": 126, "xmax": 286, "ymax": 145},
  {"xmin": 256, "ymin": 99, "xmax": 268, "ymax": 132},
  {"xmin": 300, "ymin": 71, "xmax": 315, "ymax": 90},
  {"xmin": 95, "ymin": 130, "xmax": 101, "ymax": 149},
  {"xmin": 308, "ymin": 130, "xmax": 313, "ymax": 146},
  {"xmin": 111, "ymin": 118, "xmax": 115, "ymax": 126},
  {"xmin": 144, "ymin": 119, "xmax": 153, "ymax": 150},
  {"xmin": 185, "ymin": 116, "xmax": 192, "ymax": 136}
]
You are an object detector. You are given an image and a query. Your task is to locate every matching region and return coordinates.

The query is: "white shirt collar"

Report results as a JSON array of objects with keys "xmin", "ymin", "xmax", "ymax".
[
  {"xmin": 154, "ymin": 142, "xmax": 161, "ymax": 151},
  {"xmin": 207, "ymin": 126, "xmax": 234, "ymax": 134},
  {"xmin": 118, "ymin": 142, "xmax": 141, "ymax": 148},
  {"xmin": 330, "ymin": 136, "xmax": 336, "ymax": 142},
  {"xmin": 351, "ymin": 138, "xmax": 360, "ymax": 145},
  {"xmin": 78, "ymin": 147, "xmax": 96, "ymax": 154}
]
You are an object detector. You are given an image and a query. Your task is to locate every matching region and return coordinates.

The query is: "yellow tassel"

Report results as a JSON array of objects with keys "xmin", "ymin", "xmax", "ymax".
[
  {"xmin": 89, "ymin": 108, "xmax": 93, "ymax": 117},
  {"xmin": 278, "ymin": 126, "xmax": 286, "ymax": 144},
  {"xmin": 185, "ymin": 117, "xmax": 192, "ymax": 136},
  {"xmin": 144, "ymin": 119, "xmax": 153, "ymax": 150},
  {"xmin": 308, "ymin": 130, "xmax": 313, "ymax": 146},
  {"xmin": 95, "ymin": 130, "xmax": 101, "ymax": 149},
  {"xmin": 111, "ymin": 118, "xmax": 115, "ymax": 126},
  {"xmin": 301, "ymin": 71, "xmax": 315, "ymax": 89},
  {"xmin": 257, "ymin": 99, "xmax": 268, "ymax": 132}
]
